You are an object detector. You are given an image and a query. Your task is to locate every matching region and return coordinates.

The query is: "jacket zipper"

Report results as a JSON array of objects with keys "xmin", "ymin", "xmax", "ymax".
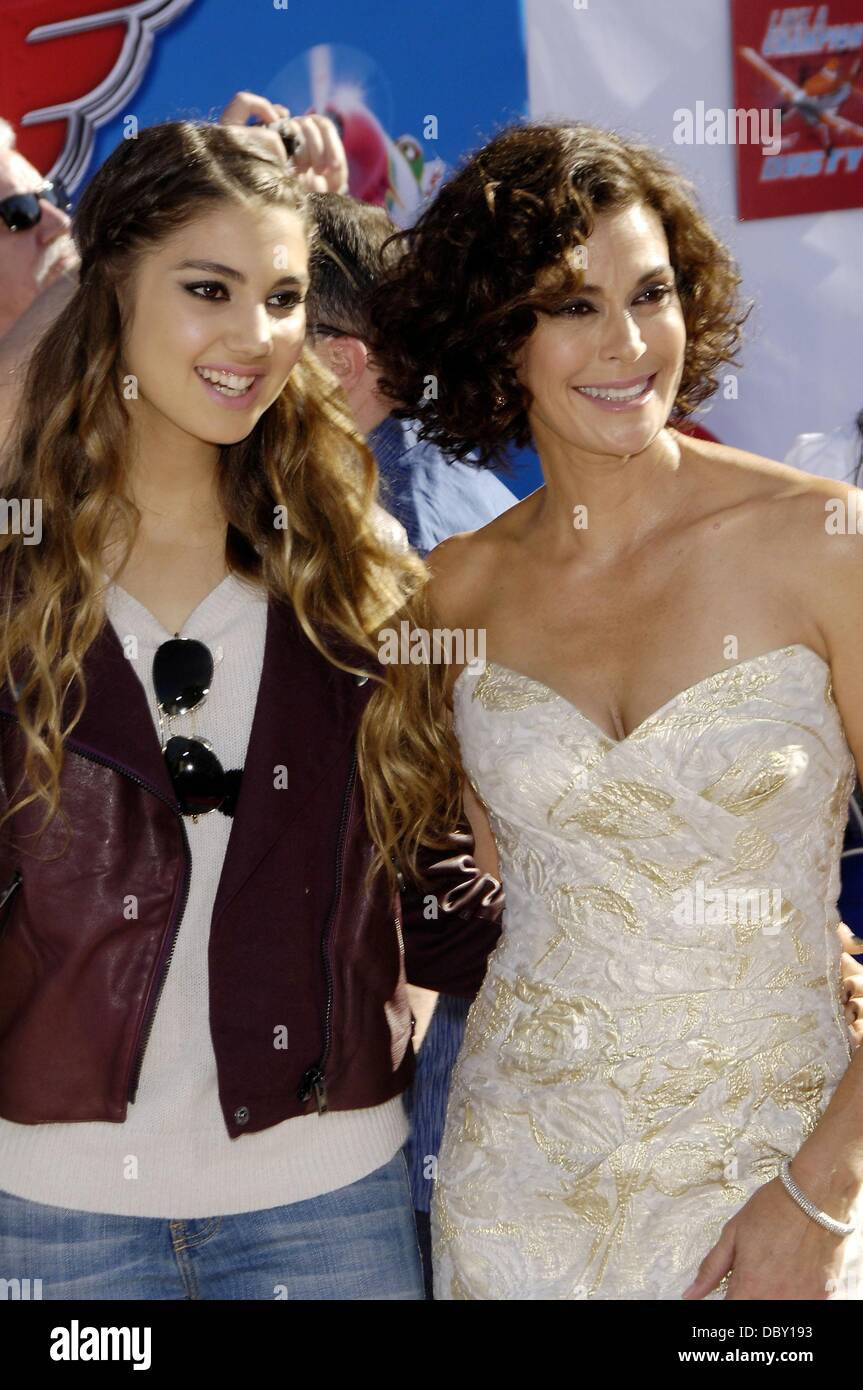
[
  {"xmin": 394, "ymin": 905, "xmax": 416, "ymax": 1040},
  {"xmin": 297, "ymin": 746, "xmax": 358, "ymax": 1114},
  {"xmin": 0, "ymin": 710, "xmax": 191, "ymax": 1103},
  {"xmin": 0, "ymin": 867, "xmax": 22, "ymax": 936},
  {"xmin": 126, "ymin": 798, "xmax": 191, "ymax": 1101}
]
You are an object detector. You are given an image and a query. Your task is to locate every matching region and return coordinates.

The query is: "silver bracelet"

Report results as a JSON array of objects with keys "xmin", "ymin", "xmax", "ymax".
[{"xmin": 779, "ymin": 1160, "xmax": 856, "ymax": 1237}]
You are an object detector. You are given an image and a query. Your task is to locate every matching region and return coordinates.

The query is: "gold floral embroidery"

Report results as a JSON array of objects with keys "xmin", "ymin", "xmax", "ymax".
[
  {"xmin": 434, "ymin": 646, "xmax": 859, "ymax": 1299},
  {"xmin": 700, "ymin": 746, "xmax": 808, "ymax": 815},
  {"xmin": 559, "ymin": 780, "xmax": 684, "ymax": 838}
]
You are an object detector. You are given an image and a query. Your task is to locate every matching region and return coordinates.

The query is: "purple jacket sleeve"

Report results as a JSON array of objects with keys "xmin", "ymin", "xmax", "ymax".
[{"xmin": 397, "ymin": 822, "xmax": 505, "ymax": 1000}]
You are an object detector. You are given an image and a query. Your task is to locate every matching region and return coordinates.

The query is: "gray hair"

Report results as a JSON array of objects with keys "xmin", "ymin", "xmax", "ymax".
[{"xmin": 0, "ymin": 117, "xmax": 16, "ymax": 153}]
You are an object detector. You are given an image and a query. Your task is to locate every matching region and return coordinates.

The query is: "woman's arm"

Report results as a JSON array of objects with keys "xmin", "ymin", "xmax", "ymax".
[
  {"xmin": 399, "ymin": 534, "xmax": 505, "ymax": 999},
  {"xmin": 407, "ymin": 779, "xmax": 500, "ymax": 1048},
  {"xmin": 686, "ymin": 489, "xmax": 863, "ymax": 1300},
  {"xmin": 463, "ymin": 774, "xmax": 500, "ymax": 882},
  {"xmin": 683, "ymin": 1051, "xmax": 863, "ymax": 1300}
]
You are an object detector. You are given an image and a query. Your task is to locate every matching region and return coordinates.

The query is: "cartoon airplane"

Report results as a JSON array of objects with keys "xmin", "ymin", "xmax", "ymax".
[
  {"xmin": 300, "ymin": 43, "xmax": 445, "ymax": 227},
  {"xmin": 739, "ymin": 46, "xmax": 863, "ymax": 150}
]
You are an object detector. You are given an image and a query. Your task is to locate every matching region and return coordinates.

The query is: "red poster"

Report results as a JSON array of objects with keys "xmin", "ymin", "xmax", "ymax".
[{"xmin": 731, "ymin": 0, "xmax": 863, "ymax": 219}]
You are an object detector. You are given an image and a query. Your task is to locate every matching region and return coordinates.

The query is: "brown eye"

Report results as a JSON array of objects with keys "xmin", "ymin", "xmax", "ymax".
[
  {"xmin": 268, "ymin": 291, "xmax": 304, "ymax": 311},
  {"xmin": 184, "ymin": 281, "xmax": 228, "ymax": 301},
  {"xmin": 555, "ymin": 301, "xmax": 594, "ymax": 317},
  {"xmin": 636, "ymin": 284, "xmax": 672, "ymax": 306}
]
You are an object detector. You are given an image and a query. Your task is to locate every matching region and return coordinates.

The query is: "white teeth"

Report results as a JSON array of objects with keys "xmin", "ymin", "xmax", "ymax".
[
  {"xmin": 576, "ymin": 379, "xmax": 651, "ymax": 401},
  {"xmin": 197, "ymin": 367, "xmax": 255, "ymax": 394}
]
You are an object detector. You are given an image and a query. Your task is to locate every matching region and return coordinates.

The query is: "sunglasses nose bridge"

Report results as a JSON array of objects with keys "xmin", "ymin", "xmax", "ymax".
[{"xmin": 171, "ymin": 680, "xmax": 211, "ymax": 717}]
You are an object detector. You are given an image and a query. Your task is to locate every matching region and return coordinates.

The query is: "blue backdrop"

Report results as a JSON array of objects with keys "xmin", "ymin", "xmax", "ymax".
[{"xmin": 61, "ymin": 0, "xmax": 540, "ymax": 496}]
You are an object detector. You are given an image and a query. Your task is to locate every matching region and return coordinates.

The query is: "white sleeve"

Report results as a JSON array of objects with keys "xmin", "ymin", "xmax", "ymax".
[
  {"xmin": 783, "ymin": 433, "xmax": 818, "ymax": 470},
  {"xmin": 370, "ymin": 502, "xmax": 411, "ymax": 553},
  {"xmin": 783, "ymin": 423, "xmax": 860, "ymax": 482}
]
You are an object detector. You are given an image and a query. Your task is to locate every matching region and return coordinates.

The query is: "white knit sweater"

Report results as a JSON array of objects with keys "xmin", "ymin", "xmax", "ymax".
[{"xmin": 0, "ymin": 572, "xmax": 407, "ymax": 1217}]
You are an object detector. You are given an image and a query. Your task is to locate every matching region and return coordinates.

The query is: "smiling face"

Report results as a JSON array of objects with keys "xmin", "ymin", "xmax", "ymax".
[
  {"xmin": 514, "ymin": 202, "xmax": 687, "ymax": 462},
  {"xmin": 119, "ymin": 198, "xmax": 309, "ymax": 449}
]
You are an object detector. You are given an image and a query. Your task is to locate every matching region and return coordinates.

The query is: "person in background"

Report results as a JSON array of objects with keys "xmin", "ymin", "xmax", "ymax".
[
  {"xmin": 786, "ymin": 412, "xmax": 863, "ymax": 945},
  {"xmin": 0, "ymin": 116, "xmax": 78, "ymax": 341},
  {"xmin": 305, "ymin": 192, "xmax": 518, "ymax": 553},
  {"xmin": 785, "ymin": 410, "xmax": 863, "ymax": 487},
  {"xmin": 305, "ymin": 190, "xmax": 517, "ymax": 1297}
]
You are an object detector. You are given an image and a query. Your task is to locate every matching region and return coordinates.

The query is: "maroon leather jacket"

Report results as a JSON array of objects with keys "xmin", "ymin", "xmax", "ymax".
[{"xmin": 0, "ymin": 588, "xmax": 503, "ymax": 1135}]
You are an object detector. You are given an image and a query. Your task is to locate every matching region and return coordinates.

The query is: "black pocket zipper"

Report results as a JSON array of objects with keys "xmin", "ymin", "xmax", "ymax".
[{"xmin": 0, "ymin": 868, "xmax": 22, "ymax": 937}]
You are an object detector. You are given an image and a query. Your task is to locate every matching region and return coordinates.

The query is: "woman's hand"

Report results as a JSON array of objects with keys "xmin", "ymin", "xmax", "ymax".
[
  {"xmin": 682, "ymin": 1171, "xmax": 852, "ymax": 1299},
  {"xmin": 406, "ymin": 984, "xmax": 439, "ymax": 1050},
  {"xmin": 839, "ymin": 923, "xmax": 863, "ymax": 1047}
]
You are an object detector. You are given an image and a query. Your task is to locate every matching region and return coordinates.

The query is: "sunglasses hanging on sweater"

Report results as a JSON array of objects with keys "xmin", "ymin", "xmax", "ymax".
[{"xmin": 152, "ymin": 637, "xmax": 243, "ymax": 820}]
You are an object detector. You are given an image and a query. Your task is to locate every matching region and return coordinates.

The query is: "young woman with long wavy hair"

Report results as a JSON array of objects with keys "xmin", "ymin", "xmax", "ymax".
[{"xmin": 0, "ymin": 120, "xmax": 498, "ymax": 1301}]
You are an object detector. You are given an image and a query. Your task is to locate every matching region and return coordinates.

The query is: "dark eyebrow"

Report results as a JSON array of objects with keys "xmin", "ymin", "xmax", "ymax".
[
  {"xmin": 173, "ymin": 259, "xmax": 310, "ymax": 290},
  {"xmin": 578, "ymin": 264, "xmax": 673, "ymax": 295}
]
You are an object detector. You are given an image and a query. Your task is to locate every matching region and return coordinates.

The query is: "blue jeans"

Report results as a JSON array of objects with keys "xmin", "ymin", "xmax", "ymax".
[{"xmin": 0, "ymin": 1149, "xmax": 424, "ymax": 1300}]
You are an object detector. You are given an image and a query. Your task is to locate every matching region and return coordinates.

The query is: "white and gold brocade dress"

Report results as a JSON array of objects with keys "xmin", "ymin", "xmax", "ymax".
[{"xmin": 431, "ymin": 645, "xmax": 863, "ymax": 1300}]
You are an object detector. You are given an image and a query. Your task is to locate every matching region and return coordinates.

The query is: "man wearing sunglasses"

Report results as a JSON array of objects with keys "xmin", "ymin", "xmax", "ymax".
[
  {"xmin": 0, "ymin": 117, "xmax": 79, "ymax": 344},
  {"xmin": 0, "ymin": 117, "xmax": 82, "ymax": 473}
]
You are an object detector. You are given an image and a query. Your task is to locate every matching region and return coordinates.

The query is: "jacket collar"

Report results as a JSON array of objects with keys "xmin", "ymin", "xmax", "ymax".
[{"xmin": 0, "ymin": 592, "xmax": 375, "ymax": 923}]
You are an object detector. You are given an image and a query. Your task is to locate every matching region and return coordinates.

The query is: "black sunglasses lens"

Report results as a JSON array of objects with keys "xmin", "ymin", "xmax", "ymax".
[
  {"xmin": 153, "ymin": 638, "xmax": 213, "ymax": 716},
  {"xmin": 164, "ymin": 736, "xmax": 225, "ymax": 815},
  {"xmin": 2, "ymin": 194, "xmax": 41, "ymax": 232}
]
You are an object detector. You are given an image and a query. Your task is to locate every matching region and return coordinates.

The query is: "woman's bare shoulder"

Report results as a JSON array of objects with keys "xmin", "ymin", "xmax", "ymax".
[
  {"xmin": 678, "ymin": 430, "xmax": 847, "ymax": 501},
  {"xmin": 679, "ymin": 433, "xmax": 863, "ymax": 610},
  {"xmin": 675, "ymin": 433, "xmax": 860, "ymax": 549},
  {"xmin": 426, "ymin": 493, "xmax": 534, "ymax": 623},
  {"xmin": 425, "ymin": 532, "xmax": 491, "ymax": 629}
]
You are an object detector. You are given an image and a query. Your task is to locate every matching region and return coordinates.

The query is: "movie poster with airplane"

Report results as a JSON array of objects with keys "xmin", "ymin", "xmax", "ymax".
[{"xmin": 732, "ymin": 0, "xmax": 863, "ymax": 219}]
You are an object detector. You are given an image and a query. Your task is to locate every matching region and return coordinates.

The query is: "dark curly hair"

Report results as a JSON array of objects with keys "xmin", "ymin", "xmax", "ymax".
[{"xmin": 369, "ymin": 120, "xmax": 750, "ymax": 468}]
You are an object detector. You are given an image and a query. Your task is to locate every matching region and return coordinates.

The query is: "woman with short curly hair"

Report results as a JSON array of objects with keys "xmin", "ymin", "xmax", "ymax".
[{"xmin": 370, "ymin": 120, "xmax": 863, "ymax": 1301}]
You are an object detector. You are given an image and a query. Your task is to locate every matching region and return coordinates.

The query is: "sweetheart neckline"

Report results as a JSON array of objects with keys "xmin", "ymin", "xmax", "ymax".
[{"xmin": 453, "ymin": 643, "xmax": 830, "ymax": 748}]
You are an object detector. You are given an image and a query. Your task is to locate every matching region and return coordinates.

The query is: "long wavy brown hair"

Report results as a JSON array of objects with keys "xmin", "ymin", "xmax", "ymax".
[
  {"xmin": 0, "ymin": 120, "xmax": 463, "ymax": 890},
  {"xmin": 369, "ymin": 120, "xmax": 750, "ymax": 468}
]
